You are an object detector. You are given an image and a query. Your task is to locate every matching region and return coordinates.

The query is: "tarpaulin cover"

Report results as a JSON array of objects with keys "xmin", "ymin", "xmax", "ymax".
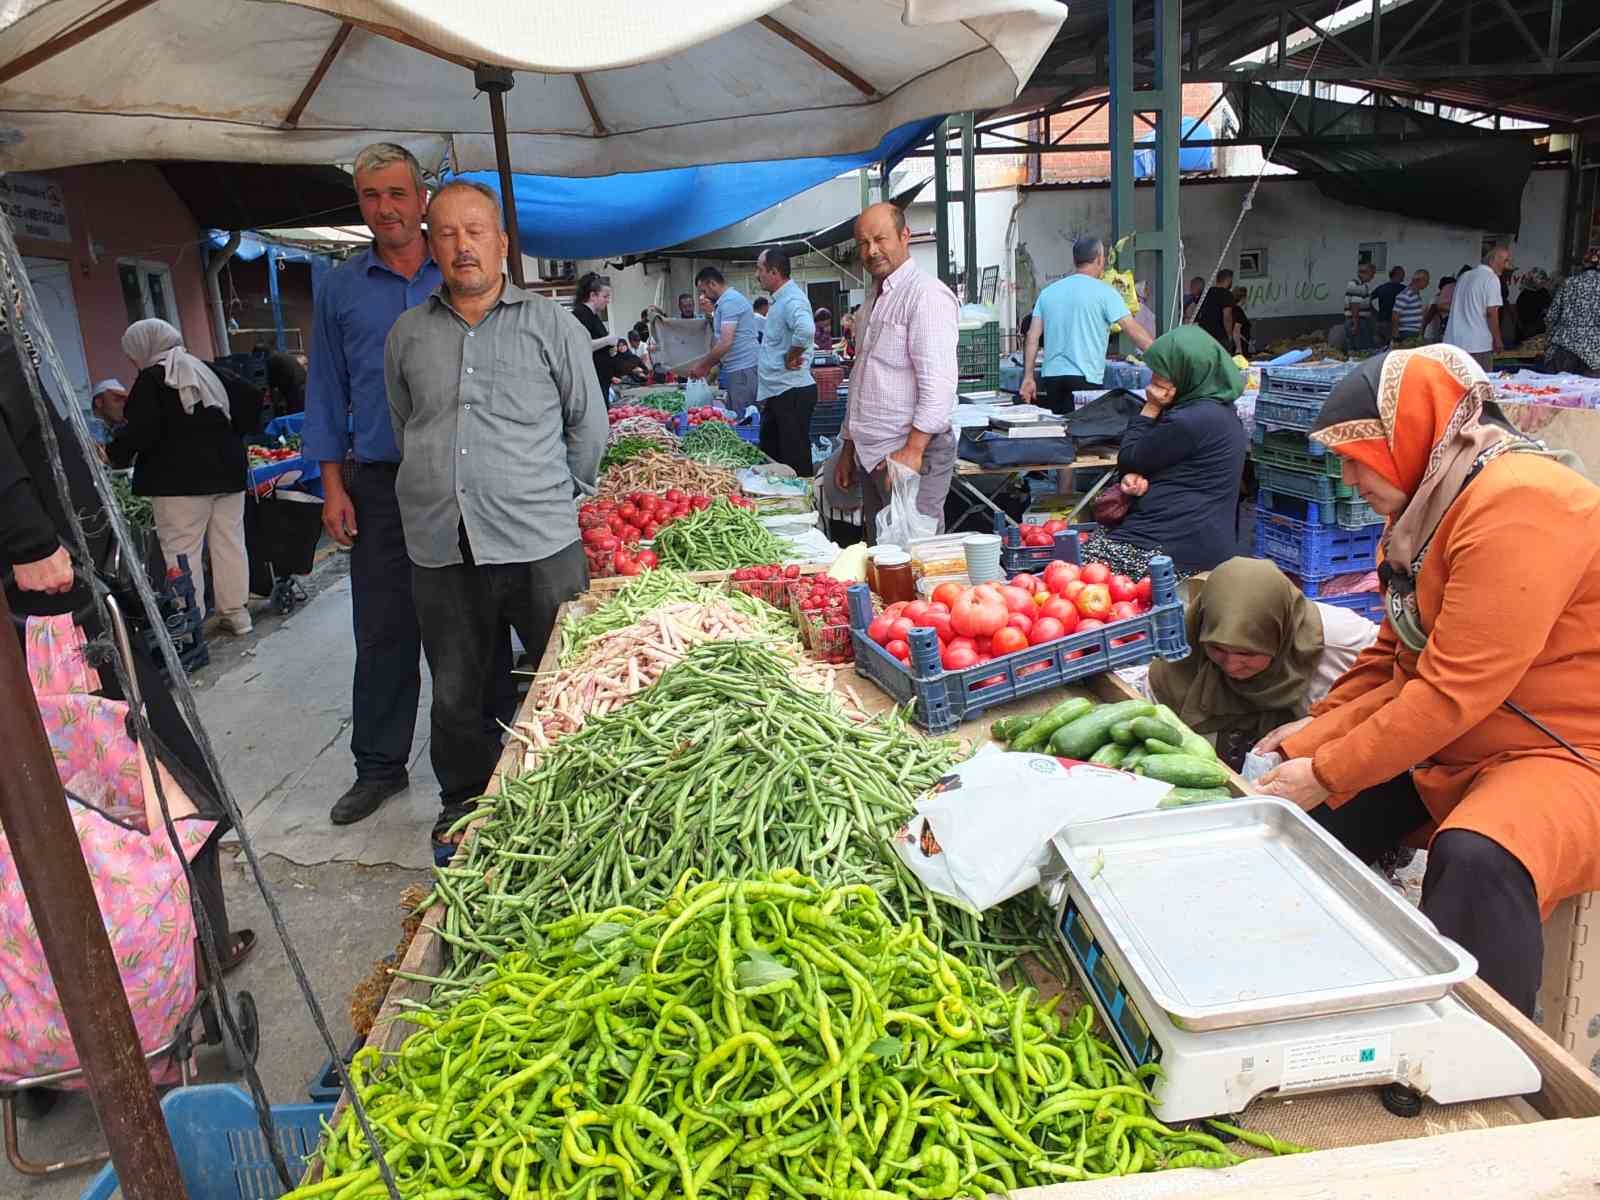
[
  {"xmin": 0, "ymin": 1, "xmax": 1064, "ymax": 177},
  {"xmin": 451, "ymin": 119, "xmax": 938, "ymax": 259},
  {"xmin": 1226, "ymin": 83, "xmax": 1536, "ymax": 234},
  {"xmin": 1134, "ymin": 117, "xmax": 1214, "ymax": 178}
]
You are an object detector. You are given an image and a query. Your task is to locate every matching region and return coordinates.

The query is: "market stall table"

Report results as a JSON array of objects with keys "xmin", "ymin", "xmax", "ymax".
[
  {"xmin": 324, "ymin": 574, "xmax": 1600, "ymax": 1198},
  {"xmin": 950, "ymin": 452, "xmax": 1119, "ymax": 529}
]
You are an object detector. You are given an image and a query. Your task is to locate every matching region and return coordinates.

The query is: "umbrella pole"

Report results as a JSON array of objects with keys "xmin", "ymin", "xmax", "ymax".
[
  {"xmin": 0, "ymin": 588, "xmax": 187, "ymax": 1198},
  {"xmin": 476, "ymin": 65, "xmax": 526, "ymax": 288}
]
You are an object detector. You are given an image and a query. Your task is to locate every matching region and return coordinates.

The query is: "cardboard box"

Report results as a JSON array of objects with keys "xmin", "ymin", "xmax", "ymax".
[{"xmin": 1538, "ymin": 890, "xmax": 1599, "ymax": 1077}]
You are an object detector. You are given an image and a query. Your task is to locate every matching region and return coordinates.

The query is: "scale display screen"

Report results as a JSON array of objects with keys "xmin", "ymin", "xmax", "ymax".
[{"xmin": 1059, "ymin": 897, "xmax": 1162, "ymax": 1069}]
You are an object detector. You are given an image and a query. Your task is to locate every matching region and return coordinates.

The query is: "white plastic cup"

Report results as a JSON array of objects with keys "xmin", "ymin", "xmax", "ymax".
[{"xmin": 962, "ymin": 534, "xmax": 1002, "ymax": 582}]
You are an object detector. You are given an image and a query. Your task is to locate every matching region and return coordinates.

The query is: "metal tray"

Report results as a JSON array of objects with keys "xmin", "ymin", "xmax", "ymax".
[{"xmin": 1053, "ymin": 797, "xmax": 1476, "ymax": 1031}]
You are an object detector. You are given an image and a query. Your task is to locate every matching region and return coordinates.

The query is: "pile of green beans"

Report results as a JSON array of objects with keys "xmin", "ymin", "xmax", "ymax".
[
  {"xmin": 651, "ymin": 499, "xmax": 794, "ymax": 572},
  {"xmin": 681, "ymin": 422, "xmax": 768, "ymax": 468},
  {"xmin": 560, "ymin": 570, "xmax": 792, "ymax": 664},
  {"xmin": 631, "ymin": 389, "xmax": 688, "ymax": 414},
  {"xmin": 111, "ymin": 472, "xmax": 153, "ymax": 531},
  {"xmin": 297, "ymin": 874, "xmax": 1300, "ymax": 1199},
  {"xmin": 601, "ymin": 436, "xmax": 669, "ymax": 470}
]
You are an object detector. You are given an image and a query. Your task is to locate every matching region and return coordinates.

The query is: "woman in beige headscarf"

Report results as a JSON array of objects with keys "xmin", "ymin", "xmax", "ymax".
[{"xmin": 108, "ymin": 319, "xmax": 256, "ymax": 635}]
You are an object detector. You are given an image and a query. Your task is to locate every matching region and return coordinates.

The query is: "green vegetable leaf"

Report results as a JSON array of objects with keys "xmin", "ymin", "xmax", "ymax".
[
  {"xmin": 573, "ymin": 922, "xmax": 630, "ymax": 954},
  {"xmin": 736, "ymin": 949, "xmax": 797, "ymax": 990},
  {"xmin": 867, "ymin": 1037, "xmax": 904, "ymax": 1063}
]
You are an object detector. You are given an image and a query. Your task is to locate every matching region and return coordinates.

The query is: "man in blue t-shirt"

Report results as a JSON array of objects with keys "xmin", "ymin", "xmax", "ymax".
[
  {"xmin": 688, "ymin": 267, "xmax": 760, "ymax": 414},
  {"xmin": 1021, "ymin": 236, "xmax": 1153, "ymax": 414}
]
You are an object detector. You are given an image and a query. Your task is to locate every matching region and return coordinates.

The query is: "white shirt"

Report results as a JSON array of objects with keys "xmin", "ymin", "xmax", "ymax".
[
  {"xmin": 1306, "ymin": 602, "xmax": 1381, "ymax": 707},
  {"xmin": 1445, "ymin": 264, "xmax": 1502, "ymax": 354}
]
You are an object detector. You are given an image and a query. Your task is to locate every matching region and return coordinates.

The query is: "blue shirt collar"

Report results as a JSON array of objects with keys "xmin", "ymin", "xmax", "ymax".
[{"xmin": 358, "ymin": 243, "xmax": 436, "ymax": 283}]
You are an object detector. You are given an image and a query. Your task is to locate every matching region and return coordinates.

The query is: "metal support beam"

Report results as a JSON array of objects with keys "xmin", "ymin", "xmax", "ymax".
[
  {"xmin": 960, "ymin": 113, "xmax": 978, "ymax": 304},
  {"xmin": 266, "ymin": 244, "xmax": 285, "ymax": 350},
  {"xmin": 476, "ymin": 65, "xmax": 526, "ymax": 288},
  {"xmin": 1108, "ymin": 0, "xmax": 1137, "ymax": 270},
  {"xmin": 1148, "ymin": 0, "xmax": 1182, "ymax": 333},
  {"xmin": 0, "ymin": 586, "xmax": 188, "ymax": 1199},
  {"xmin": 1562, "ymin": 131, "xmax": 1585, "ymax": 272},
  {"xmin": 933, "ymin": 119, "xmax": 952, "ymax": 289}
]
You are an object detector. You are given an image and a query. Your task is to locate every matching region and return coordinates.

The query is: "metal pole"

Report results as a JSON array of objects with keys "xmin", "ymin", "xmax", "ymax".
[
  {"xmin": 266, "ymin": 244, "xmax": 285, "ymax": 351},
  {"xmin": 1108, "ymin": 0, "xmax": 1136, "ymax": 261},
  {"xmin": 0, "ymin": 588, "xmax": 187, "ymax": 1199},
  {"xmin": 960, "ymin": 113, "xmax": 978, "ymax": 304},
  {"xmin": 1152, "ymin": 0, "xmax": 1182, "ymax": 333},
  {"xmin": 1561, "ymin": 132, "xmax": 1583, "ymax": 273},
  {"xmin": 933, "ymin": 120, "xmax": 952, "ymax": 289},
  {"xmin": 476, "ymin": 65, "xmax": 526, "ymax": 288}
]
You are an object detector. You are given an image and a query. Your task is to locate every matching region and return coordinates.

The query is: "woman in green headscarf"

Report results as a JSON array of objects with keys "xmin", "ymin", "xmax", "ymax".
[
  {"xmin": 1081, "ymin": 325, "xmax": 1248, "ymax": 577},
  {"xmin": 1147, "ymin": 557, "xmax": 1380, "ymax": 767}
]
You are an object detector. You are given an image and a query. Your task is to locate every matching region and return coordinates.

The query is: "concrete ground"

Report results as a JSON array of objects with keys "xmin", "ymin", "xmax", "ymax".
[{"xmin": 15, "ymin": 547, "xmax": 436, "ymax": 1198}]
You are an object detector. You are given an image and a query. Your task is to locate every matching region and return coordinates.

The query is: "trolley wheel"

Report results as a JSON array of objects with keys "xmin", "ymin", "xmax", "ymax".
[{"xmin": 223, "ymin": 990, "xmax": 260, "ymax": 1071}]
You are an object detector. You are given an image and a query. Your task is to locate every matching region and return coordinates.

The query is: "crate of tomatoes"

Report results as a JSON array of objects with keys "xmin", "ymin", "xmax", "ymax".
[
  {"xmin": 790, "ymin": 575, "xmax": 865, "ymax": 664},
  {"xmin": 847, "ymin": 558, "xmax": 1187, "ymax": 733},
  {"xmin": 994, "ymin": 512, "xmax": 1099, "ymax": 574},
  {"xmin": 578, "ymin": 489, "xmax": 714, "ymax": 578},
  {"xmin": 728, "ymin": 562, "xmax": 802, "ymax": 608}
]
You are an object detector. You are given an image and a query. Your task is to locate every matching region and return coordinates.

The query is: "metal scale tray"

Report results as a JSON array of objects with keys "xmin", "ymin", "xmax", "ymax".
[{"xmin": 1054, "ymin": 797, "xmax": 1476, "ymax": 1031}]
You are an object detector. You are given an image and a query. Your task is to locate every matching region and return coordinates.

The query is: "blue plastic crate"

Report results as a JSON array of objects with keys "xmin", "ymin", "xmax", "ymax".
[
  {"xmin": 846, "ymin": 560, "xmax": 1188, "ymax": 734},
  {"xmin": 1253, "ymin": 392, "xmax": 1326, "ymax": 432},
  {"xmin": 809, "ymin": 399, "xmax": 847, "ymax": 439},
  {"xmin": 1249, "ymin": 425, "xmax": 1338, "ymax": 473},
  {"xmin": 81, "ymin": 1085, "xmax": 332, "ymax": 1200},
  {"xmin": 1254, "ymin": 462, "xmax": 1355, "ymax": 504},
  {"xmin": 994, "ymin": 512, "xmax": 1096, "ymax": 574},
  {"xmin": 306, "ymin": 1034, "xmax": 366, "ymax": 1104},
  {"xmin": 1258, "ymin": 487, "xmax": 1384, "ymax": 532},
  {"xmin": 735, "ymin": 415, "xmax": 761, "ymax": 445},
  {"xmin": 1261, "ymin": 361, "xmax": 1359, "ymax": 398},
  {"xmin": 1254, "ymin": 511, "xmax": 1381, "ymax": 579},
  {"xmin": 1316, "ymin": 590, "xmax": 1386, "ymax": 622}
]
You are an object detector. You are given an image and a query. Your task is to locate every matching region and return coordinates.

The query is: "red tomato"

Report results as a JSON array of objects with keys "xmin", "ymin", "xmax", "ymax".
[
  {"xmin": 903, "ymin": 600, "xmax": 933, "ymax": 624},
  {"xmin": 1064, "ymin": 579, "xmax": 1088, "ymax": 603},
  {"xmin": 999, "ymin": 585, "xmax": 1034, "ymax": 615},
  {"xmin": 885, "ymin": 639, "xmax": 911, "ymax": 662},
  {"xmin": 1029, "ymin": 617, "xmax": 1065, "ymax": 644},
  {"xmin": 1033, "ymin": 591, "xmax": 1051, "ymax": 608},
  {"xmin": 1038, "ymin": 596, "xmax": 1076, "ymax": 623},
  {"xmin": 1080, "ymin": 562, "xmax": 1111, "ymax": 586},
  {"xmin": 1076, "ymin": 583, "xmax": 1113, "ymax": 621},
  {"xmin": 1108, "ymin": 574, "xmax": 1139, "ymax": 604},
  {"xmin": 1135, "ymin": 576, "xmax": 1153, "ymax": 604},
  {"xmin": 690, "ymin": 496, "xmax": 712, "ymax": 510},
  {"xmin": 992, "ymin": 626, "xmax": 1029, "ymax": 655},
  {"xmin": 1077, "ymin": 618, "xmax": 1105, "ymax": 632},
  {"xmin": 868, "ymin": 615, "xmax": 895, "ymax": 646},
  {"xmin": 924, "ymin": 611, "xmax": 955, "ymax": 643},
  {"xmin": 889, "ymin": 617, "xmax": 917, "ymax": 643},
  {"xmin": 927, "ymin": 601, "xmax": 950, "ymax": 615},
  {"xmin": 883, "ymin": 601, "xmax": 909, "ymax": 620},
  {"xmin": 665, "ymin": 488, "xmax": 685, "ymax": 503},
  {"xmin": 1010, "ymin": 572, "xmax": 1038, "ymax": 594},
  {"xmin": 634, "ymin": 549, "xmax": 659, "ymax": 568},
  {"xmin": 931, "ymin": 581, "xmax": 965, "ymax": 609},
  {"xmin": 617, "ymin": 502, "xmax": 639, "ymax": 522},
  {"xmin": 1108, "ymin": 600, "xmax": 1140, "ymax": 623},
  {"xmin": 640, "ymin": 521, "xmax": 660, "ymax": 538},
  {"xmin": 1022, "ymin": 531, "xmax": 1052, "ymax": 547},
  {"xmin": 615, "ymin": 553, "xmax": 643, "ymax": 577},
  {"xmin": 1019, "ymin": 523, "xmax": 1044, "ymax": 539},
  {"xmin": 1006, "ymin": 611, "xmax": 1033, "ymax": 635},
  {"xmin": 1043, "ymin": 519, "xmax": 1069, "ymax": 534},
  {"xmin": 940, "ymin": 640, "xmax": 978, "ymax": 671},
  {"xmin": 950, "ymin": 587, "xmax": 1007, "ymax": 638},
  {"xmin": 1046, "ymin": 565, "xmax": 1083, "ymax": 595},
  {"xmin": 1053, "ymin": 604, "xmax": 1081, "ymax": 635},
  {"xmin": 973, "ymin": 635, "xmax": 992, "ymax": 656}
]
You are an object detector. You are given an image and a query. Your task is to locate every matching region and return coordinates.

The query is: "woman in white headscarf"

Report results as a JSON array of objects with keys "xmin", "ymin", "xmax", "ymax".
[{"xmin": 107, "ymin": 319, "xmax": 257, "ymax": 635}]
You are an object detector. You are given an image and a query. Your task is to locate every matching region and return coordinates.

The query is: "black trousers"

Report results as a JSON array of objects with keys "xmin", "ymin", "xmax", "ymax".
[
  {"xmin": 1040, "ymin": 374, "xmax": 1094, "ymax": 415},
  {"xmin": 1309, "ymin": 774, "xmax": 1543, "ymax": 1017},
  {"xmin": 759, "ymin": 384, "xmax": 817, "ymax": 479},
  {"xmin": 345, "ymin": 463, "xmax": 423, "ymax": 784},
  {"xmin": 412, "ymin": 539, "xmax": 588, "ymax": 807}
]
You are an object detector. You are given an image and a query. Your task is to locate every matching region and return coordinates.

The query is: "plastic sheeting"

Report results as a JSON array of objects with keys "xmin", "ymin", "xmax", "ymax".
[
  {"xmin": 0, "ymin": 1, "xmax": 1064, "ymax": 177},
  {"xmin": 451, "ymin": 119, "xmax": 937, "ymax": 259},
  {"xmin": 1134, "ymin": 117, "xmax": 1214, "ymax": 178}
]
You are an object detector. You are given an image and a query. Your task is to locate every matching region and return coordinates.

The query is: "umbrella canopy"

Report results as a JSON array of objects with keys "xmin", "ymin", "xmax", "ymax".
[{"xmin": 0, "ymin": 1, "xmax": 1065, "ymax": 176}]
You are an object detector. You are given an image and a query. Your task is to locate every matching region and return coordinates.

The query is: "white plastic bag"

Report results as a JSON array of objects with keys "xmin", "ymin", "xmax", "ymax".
[
  {"xmin": 684, "ymin": 378, "xmax": 714, "ymax": 409},
  {"xmin": 875, "ymin": 458, "xmax": 939, "ymax": 548}
]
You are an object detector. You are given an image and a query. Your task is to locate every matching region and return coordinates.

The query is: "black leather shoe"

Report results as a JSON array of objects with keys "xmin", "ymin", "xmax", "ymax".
[{"xmin": 330, "ymin": 777, "xmax": 407, "ymax": 825}]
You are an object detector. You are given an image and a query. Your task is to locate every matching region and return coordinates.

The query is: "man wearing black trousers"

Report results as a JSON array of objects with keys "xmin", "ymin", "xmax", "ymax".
[{"xmin": 754, "ymin": 247, "xmax": 818, "ymax": 478}]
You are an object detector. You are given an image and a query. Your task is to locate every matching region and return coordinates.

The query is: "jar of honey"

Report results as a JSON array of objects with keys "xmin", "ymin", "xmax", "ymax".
[{"xmin": 872, "ymin": 548, "xmax": 916, "ymax": 605}]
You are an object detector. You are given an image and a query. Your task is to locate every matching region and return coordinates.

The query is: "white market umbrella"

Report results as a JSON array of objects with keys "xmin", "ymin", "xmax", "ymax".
[{"xmin": 0, "ymin": 1, "xmax": 1065, "ymax": 276}]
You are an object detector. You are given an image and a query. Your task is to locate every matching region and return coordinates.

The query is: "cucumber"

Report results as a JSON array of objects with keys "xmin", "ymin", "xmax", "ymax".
[
  {"xmin": 1088, "ymin": 743, "xmax": 1127, "ymax": 768},
  {"xmin": 1156, "ymin": 786, "xmax": 1233, "ymax": 809},
  {"xmin": 1121, "ymin": 746, "xmax": 1150, "ymax": 771},
  {"xmin": 1011, "ymin": 697, "xmax": 1096, "ymax": 753},
  {"xmin": 1110, "ymin": 721, "xmax": 1139, "ymax": 746},
  {"xmin": 1130, "ymin": 716, "xmax": 1185, "ymax": 748},
  {"xmin": 1153, "ymin": 704, "xmax": 1218, "ymax": 760},
  {"xmin": 990, "ymin": 715, "xmax": 1036, "ymax": 744},
  {"xmin": 1137, "ymin": 754, "xmax": 1232, "ymax": 789},
  {"xmin": 1048, "ymin": 700, "xmax": 1156, "ymax": 761},
  {"xmin": 1143, "ymin": 738, "xmax": 1183, "ymax": 755}
]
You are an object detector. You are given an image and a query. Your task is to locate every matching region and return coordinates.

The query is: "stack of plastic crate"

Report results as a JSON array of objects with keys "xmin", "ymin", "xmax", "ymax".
[
  {"xmin": 957, "ymin": 320, "xmax": 1000, "ymax": 392},
  {"xmin": 1250, "ymin": 362, "xmax": 1385, "ymax": 622}
]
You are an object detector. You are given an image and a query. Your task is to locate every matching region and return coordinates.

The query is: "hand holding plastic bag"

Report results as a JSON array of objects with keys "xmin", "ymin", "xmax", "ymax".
[
  {"xmin": 684, "ymin": 378, "xmax": 715, "ymax": 409},
  {"xmin": 875, "ymin": 457, "xmax": 938, "ymax": 548}
]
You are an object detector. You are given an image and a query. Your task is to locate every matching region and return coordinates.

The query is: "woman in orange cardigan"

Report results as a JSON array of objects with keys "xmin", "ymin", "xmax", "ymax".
[{"xmin": 1257, "ymin": 345, "xmax": 1600, "ymax": 1016}]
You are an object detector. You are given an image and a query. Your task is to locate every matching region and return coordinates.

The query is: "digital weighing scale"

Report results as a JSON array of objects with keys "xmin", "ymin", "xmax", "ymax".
[{"xmin": 1048, "ymin": 797, "xmax": 1540, "ymax": 1122}]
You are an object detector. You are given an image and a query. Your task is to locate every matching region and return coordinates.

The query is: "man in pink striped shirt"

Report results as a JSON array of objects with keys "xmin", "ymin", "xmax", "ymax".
[{"xmin": 834, "ymin": 203, "xmax": 959, "ymax": 544}]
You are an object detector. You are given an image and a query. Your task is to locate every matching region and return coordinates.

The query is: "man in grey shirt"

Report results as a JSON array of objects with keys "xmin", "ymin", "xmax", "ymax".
[
  {"xmin": 385, "ymin": 180, "xmax": 606, "ymax": 851},
  {"xmin": 687, "ymin": 266, "xmax": 759, "ymax": 413}
]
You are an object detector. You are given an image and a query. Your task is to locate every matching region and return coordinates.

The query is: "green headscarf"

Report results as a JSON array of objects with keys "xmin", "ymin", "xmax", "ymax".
[
  {"xmin": 1142, "ymin": 325, "xmax": 1245, "ymax": 407},
  {"xmin": 1147, "ymin": 558, "xmax": 1326, "ymax": 745}
]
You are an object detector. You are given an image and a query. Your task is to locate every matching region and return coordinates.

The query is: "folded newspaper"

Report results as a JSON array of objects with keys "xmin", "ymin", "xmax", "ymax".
[{"xmin": 891, "ymin": 746, "xmax": 1171, "ymax": 912}]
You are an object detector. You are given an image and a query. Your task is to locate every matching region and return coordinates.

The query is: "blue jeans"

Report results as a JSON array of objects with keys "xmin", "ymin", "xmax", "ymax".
[{"xmin": 1346, "ymin": 315, "xmax": 1376, "ymax": 352}]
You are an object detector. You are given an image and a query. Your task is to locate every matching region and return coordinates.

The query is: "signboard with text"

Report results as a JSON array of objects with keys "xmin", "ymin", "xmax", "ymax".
[{"xmin": 0, "ymin": 173, "xmax": 70, "ymax": 243}]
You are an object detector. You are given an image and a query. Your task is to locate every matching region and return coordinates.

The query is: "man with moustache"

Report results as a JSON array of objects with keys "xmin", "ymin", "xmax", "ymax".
[{"xmin": 384, "ymin": 181, "xmax": 606, "ymax": 850}]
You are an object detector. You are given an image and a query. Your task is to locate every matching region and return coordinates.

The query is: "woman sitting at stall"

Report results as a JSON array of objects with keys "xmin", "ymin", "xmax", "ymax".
[
  {"xmin": 1147, "ymin": 558, "xmax": 1378, "ymax": 767},
  {"xmin": 1080, "ymin": 325, "xmax": 1247, "ymax": 578},
  {"xmin": 1256, "ymin": 345, "xmax": 1600, "ymax": 1016},
  {"xmin": 107, "ymin": 319, "xmax": 255, "ymax": 635}
]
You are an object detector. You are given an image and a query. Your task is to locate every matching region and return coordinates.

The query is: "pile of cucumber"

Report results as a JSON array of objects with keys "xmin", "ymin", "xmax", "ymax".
[{"xmin": 991, "ymin": 699, "xmax": 1234, "ymax": 808}]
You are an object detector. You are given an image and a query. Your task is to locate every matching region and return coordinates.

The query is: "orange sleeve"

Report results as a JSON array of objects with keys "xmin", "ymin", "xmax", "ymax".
[{"xmin": 1311, "ymin": 476, "xmax": 1593, "ymax": 795}]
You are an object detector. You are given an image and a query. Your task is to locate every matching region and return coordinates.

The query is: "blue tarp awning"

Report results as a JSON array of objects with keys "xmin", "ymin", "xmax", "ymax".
[
  {"xmin": 1134, "ymin": 118, "xmax": 1215, "ymax": 179},
  {"xmin": 451, "ymin": 118, "xmax": 940, "ymax": 261}
]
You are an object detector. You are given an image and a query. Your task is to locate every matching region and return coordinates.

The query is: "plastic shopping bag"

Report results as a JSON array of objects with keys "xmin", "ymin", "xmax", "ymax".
[
  {"xmin": 685, "ymin": 378, "xmax": 715, "ymax": 409},
  {"xmin": 875, "ymin": 458, "xmax": 939, "ymax": 548}
]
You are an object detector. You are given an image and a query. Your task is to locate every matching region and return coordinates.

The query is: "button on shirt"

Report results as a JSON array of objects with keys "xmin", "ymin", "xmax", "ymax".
[
  {"xmin": 384, "ymin": 282, "xmax": 608, "ymax": 569},
  {"xmin": 842, "ymin": 259, "xmax": 958, "ymax": 472},
  {"xmin": 757, "ymin": 280, "xmax": 816, "ymax": 400},
  {"xmin": 713, "ymin": 287, "xmax": 759, "ymax": 371},
  {"xmin": 303, "ymin": 246, "xmax": 441, "ymax": 464}
]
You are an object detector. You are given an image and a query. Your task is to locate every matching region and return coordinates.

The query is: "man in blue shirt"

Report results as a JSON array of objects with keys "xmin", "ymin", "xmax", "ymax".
[
  {"xmin": 754, "ymin": 247, "xmax": 817, "ymax": 477},
  {"xmin": 303, "ymin": 143, "xmax": 443, "ymax": 826},
  {"xmin": 688, "ymin": 267, "xmax": 759, "ymax": 414},
  {"xmin": 1021, "ymin": 236, "xmax": 1153, "ymax": 414}
]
